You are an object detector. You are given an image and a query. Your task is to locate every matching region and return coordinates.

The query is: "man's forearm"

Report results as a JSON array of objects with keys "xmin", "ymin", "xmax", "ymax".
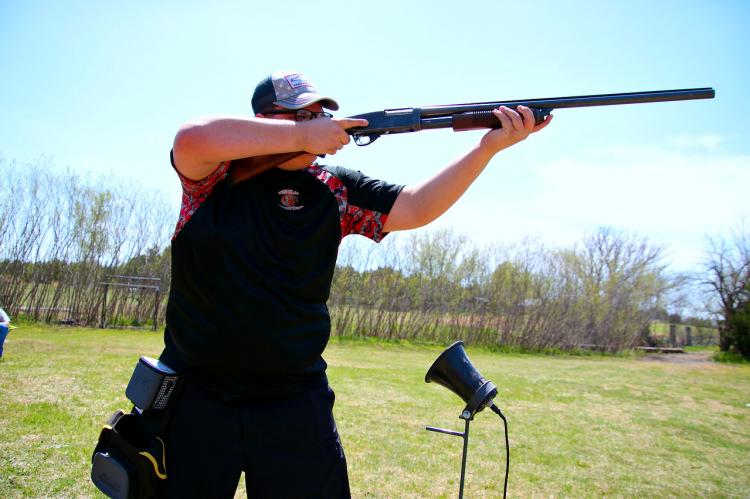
[
  {"xmin": 172, "ymin": 114, "xmax": 366, "ymax": 181},
  {"xmin": 384, "ymin": 144, "xmax": 495, "ymax": 232},
  {"xmin": 173, "ymin": 116, "xmax": 303, "ymax": 180},
  {"xmin": 383, "ymin": 106, "xmax": 549, "ymax": 232}
]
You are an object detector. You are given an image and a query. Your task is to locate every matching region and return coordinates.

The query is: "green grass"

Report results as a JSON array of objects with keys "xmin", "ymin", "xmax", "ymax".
[
  {"xmin": 1, "ymin": 325, "xmax": 750, "ymax": 497},
  {"xmin": 713, "ymin": 350, "xmax": 750, "ymax": 365}
]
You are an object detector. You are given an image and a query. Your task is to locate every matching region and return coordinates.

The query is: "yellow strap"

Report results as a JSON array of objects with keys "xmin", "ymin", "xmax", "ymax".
[{"xmin": 138, "ymin": 437, "xmax": 167, "ymax": 479}]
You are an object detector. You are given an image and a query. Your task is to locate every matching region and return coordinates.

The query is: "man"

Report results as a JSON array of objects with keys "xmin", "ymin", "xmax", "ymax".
[{"xmin": 160, "ymin": 70, "xmax": 551, "ymax": 498}]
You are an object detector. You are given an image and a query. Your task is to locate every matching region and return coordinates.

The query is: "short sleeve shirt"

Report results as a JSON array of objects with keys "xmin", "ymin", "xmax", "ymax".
[{"xmin": 163, "ymin": 159, "xmax": 404, "ymax": 397}]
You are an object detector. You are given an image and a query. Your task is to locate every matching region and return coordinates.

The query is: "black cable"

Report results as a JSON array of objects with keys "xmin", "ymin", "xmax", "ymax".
[{"xmin": 490, "ymin": 403, "xmax": 509, "ymax": 499}]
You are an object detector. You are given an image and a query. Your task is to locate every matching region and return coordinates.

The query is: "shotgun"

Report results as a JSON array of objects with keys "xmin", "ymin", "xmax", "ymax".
[{"xmin": 230, "ymin": 87, "xmax": 715, "ymax": 183}]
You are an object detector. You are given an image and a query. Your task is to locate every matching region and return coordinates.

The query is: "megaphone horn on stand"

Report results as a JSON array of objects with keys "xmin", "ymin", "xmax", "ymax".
[{"xmin": 424, "ymin": 340, "xmax": 509, "ymax": 499}]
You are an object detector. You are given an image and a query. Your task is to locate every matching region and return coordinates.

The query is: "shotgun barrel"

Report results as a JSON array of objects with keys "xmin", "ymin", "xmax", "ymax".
[{"xmin": 348, "ymin": 87, "xmax": 716, "ymax": 144}]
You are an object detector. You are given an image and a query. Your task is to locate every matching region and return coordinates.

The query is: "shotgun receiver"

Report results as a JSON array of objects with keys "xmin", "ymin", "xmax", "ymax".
[
  {"xmin": 346, "ymin": 87, "xmax": 715, "ymax": 145},
  {"xmin": 229, "ymin": 87, "xmax": 715, "ymax": 183}
]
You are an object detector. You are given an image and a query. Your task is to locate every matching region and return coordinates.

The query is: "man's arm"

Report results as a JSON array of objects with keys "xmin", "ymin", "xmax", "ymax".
[
  {"xmin": 172, "ymin": 115, "xmax": 367, "ymax": 180},
  {"xmin": 383, "ymin": 106, "xmax": 552, "ymax": 232}
]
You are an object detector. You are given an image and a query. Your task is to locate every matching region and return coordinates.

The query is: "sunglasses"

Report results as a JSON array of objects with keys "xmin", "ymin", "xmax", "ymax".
[{"xmin": 262, "ymin": 109, "xmax": 333, "ymax": 122}]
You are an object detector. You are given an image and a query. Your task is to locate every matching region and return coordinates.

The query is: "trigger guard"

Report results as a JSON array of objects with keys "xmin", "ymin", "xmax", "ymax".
[{"xmin": 354, "ymin": 134, "xmax": 380, "ymax": 146}]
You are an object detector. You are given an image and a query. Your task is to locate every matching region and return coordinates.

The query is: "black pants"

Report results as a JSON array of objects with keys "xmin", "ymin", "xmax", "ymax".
[{"xmin": 162, "ymin": 381, "xmax": 351, "ymax": 498}]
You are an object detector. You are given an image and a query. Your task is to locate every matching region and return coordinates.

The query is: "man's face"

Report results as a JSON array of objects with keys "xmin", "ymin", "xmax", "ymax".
[
  {"xmin": 257, "ymin": 102, "xmax": 329, "ymax": 170},
  {"xmin": 257, "ymin": 102, "xmax": 326, "ymax": 121}
]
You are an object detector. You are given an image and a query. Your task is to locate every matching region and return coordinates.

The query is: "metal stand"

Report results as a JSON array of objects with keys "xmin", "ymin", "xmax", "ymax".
[{"xmin": 426, "ymin": 410, "xmax": 474, "ymax": 499}]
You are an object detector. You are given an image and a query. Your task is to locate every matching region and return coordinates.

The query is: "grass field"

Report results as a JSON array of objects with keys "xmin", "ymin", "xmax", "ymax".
[{"xmin": 1, "ymin": 325, "xmax": 749, "ymax": 498}]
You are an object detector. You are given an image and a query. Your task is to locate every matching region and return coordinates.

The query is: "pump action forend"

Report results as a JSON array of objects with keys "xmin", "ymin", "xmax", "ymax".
[{"xmin": 345, "ymin": 87, "xmax": 715, "ymax": 146}]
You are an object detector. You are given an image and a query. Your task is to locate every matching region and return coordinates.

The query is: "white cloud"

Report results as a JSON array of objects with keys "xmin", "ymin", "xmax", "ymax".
[
  {"xmin": 521, "ymin": 146, "xmax": 750, "ymax": 269},
  {"xmin": 426, "ymin": 144, "xmax": 750, "ymax": 272},
  {"xmin": 668, "ymin": 133, "xmax": 729, "ymax": 150}
]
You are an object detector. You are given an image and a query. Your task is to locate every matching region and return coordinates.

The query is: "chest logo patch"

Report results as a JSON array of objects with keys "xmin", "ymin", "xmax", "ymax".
[{"xmin": 278, "ymin": 189, "xmax": 303, "ymax": 211}]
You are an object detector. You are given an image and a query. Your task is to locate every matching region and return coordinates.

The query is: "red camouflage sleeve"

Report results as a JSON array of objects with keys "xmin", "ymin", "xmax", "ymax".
[
  {"xmin": 172, "ymin": 160, "xmax": 231, "ymax": 239},
  {"xmin": 308, "ymin": 164, "xmax": 399, "ymax": 243}
]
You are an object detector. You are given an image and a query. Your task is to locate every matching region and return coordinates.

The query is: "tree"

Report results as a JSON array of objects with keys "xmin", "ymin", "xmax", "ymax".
[
  {"xmin": 558, "ymin": 227, "xmax": 669, "ymax": 351},
  {"xmin": 732, "ymin": 299, "xmax": 750, "ymax": 357},
  {"xmin": 701, "ymin": 227, "xmax": 750, "ymax": 356}
]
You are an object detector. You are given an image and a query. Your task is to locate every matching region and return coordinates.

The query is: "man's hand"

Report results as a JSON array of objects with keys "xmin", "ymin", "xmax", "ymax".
[
  {"xmin": 298, "ymin": 117, "xmax": 369, "ymax": 156},
  {"xmin": 479, "ymin": 105, "xmax": 552, "ymax": 154}
]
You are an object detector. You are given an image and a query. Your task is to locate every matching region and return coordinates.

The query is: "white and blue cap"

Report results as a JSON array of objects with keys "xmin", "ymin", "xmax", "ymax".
[{"xmin": 252, "ymin": 70, "xmax": 340, "ymax": 114}]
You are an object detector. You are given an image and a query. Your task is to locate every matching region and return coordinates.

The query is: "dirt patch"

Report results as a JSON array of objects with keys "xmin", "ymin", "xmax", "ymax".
[{"xmin": 638, "ymin": 351, "xmax": 714, "ymax": 365}]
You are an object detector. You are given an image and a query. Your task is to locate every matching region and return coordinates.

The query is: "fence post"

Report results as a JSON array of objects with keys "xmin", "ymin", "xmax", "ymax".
[
  {"xmin": 152, "ymin": 286, "xmax": 160, "ymax": 332},
  {"xmin": 100, "ymin": 283, "xmax": 108, "ymax": 328},
  {"xmin": 669, "ymin": 323, "xmax": 677, "ymax": 346}
]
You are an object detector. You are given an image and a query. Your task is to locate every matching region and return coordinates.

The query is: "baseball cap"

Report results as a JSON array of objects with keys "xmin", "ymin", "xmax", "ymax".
[{"xmin": 251, "ymin": 70, "xmax": 340, "ymax": 114}]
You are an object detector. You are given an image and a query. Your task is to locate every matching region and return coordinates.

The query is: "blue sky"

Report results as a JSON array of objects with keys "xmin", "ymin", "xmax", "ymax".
[{"xmin": 1, "ymin": 0, "xmax": 748, "ymax": 271}]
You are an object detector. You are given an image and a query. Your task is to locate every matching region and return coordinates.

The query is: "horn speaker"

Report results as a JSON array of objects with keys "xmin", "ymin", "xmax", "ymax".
[{"xmin": 425, "ymin": 340, "xmax": 497, "ymax": 418}]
